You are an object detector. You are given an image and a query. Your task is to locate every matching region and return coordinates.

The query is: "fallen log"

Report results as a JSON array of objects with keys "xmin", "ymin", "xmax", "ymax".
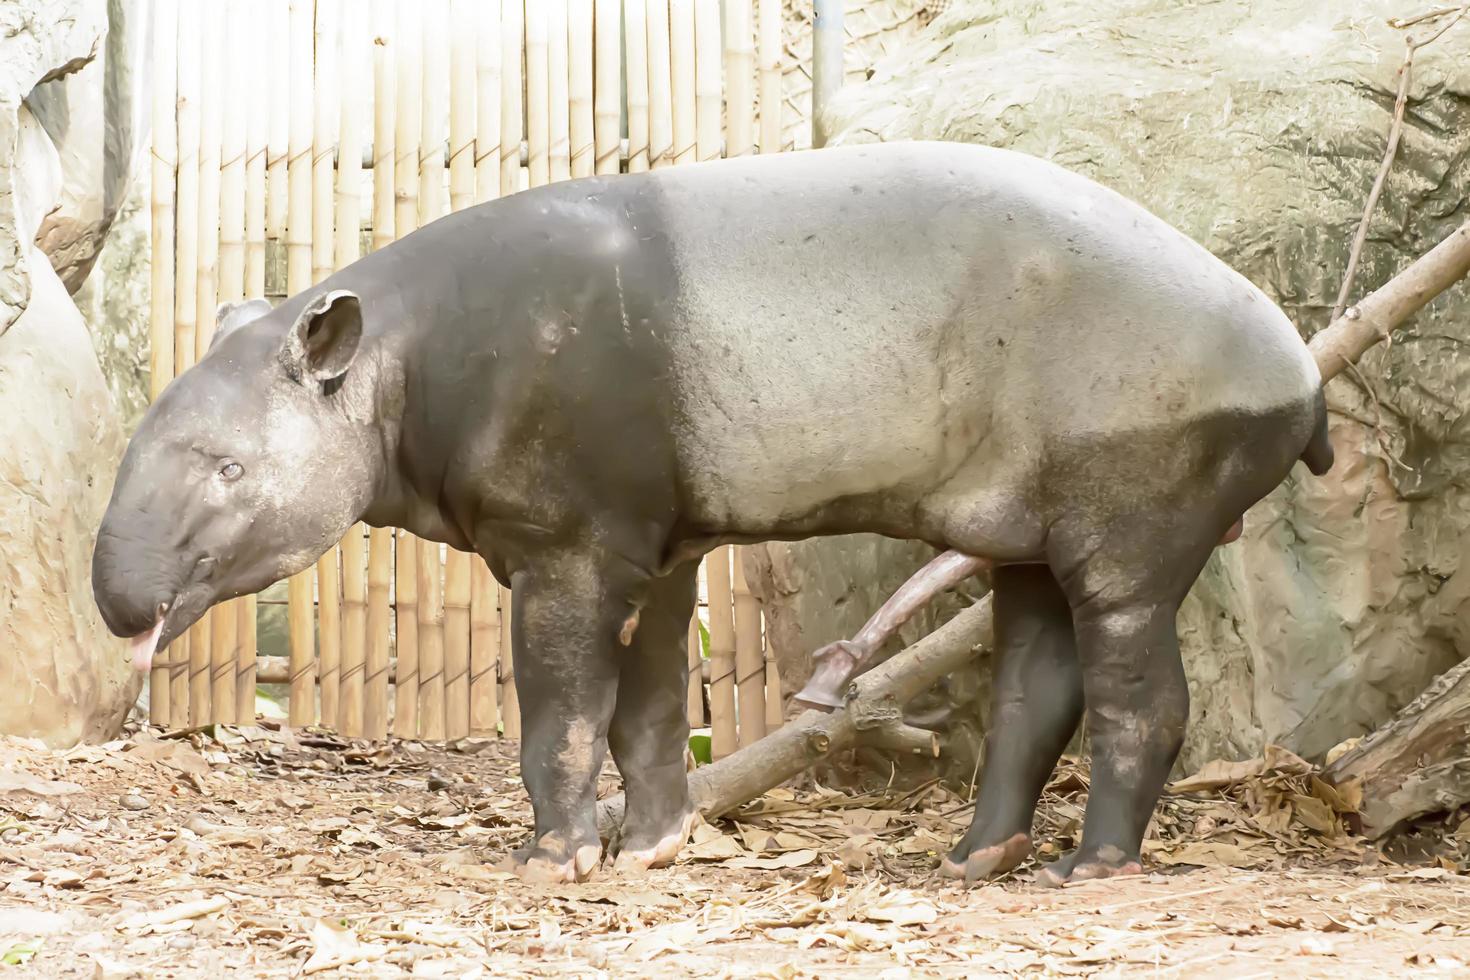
[
  {"xmin": 596, "ymin": 595, "xmax": 993, "ymax": 835},
  {"xmin": 1322, "ymin": 655, "xmax": 1470, "ymax": 839},
  {"xmin": 595, "ymin": 216, "xmax": 1470, "ymax": 836}
]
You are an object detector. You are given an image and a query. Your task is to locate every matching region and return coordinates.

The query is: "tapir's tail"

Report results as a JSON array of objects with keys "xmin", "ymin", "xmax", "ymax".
[{"xmin": 1299, "ymin": 386, "xmax": 1334, "ymax": 476}]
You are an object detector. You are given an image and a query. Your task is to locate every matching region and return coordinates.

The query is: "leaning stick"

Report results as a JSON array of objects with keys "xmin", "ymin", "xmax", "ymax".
[{"xmin": 595, "ymin": 216, "xmax": 1470, "ymax": 831}]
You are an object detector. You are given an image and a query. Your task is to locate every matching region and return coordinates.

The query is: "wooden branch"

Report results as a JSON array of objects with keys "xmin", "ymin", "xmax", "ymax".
[
  {"xmin": 1310, "ymin": 218, "xmax": 1470, "ymax": 383},
  {"xmin": 1322, "ymin": 656, "xmax": 1470, "ymax": 838},
  {"xmin": 596, "ymin": 596, "xmax": 992, "ymax": 836}
]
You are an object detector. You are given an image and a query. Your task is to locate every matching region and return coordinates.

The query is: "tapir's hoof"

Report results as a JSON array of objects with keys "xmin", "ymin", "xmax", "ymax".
[
  {"xmin": 1034, "ymin": 846, "xmax": 1143, "ymax": 888},
  {"xmin": 938, "ymin": 832, "xmax": 1031, "ymax": 884},
  {"xmin": 504, "ymin": 840, "xmax": 602, "ymax": 884},
  {"xmin": 611, "ymin": 811, "xmax": 696, "ymax": 873}
]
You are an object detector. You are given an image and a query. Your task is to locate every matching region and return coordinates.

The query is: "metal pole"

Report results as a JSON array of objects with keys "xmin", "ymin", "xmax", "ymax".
[{"xmin": 812, "ymin": 0, "xmax": 844, "ymax": 148}]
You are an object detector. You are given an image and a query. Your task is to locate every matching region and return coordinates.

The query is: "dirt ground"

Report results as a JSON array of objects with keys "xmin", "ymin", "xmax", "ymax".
[{"xmin": 1, "ymin": 720, "xmax": 1468, "ymax": 979}]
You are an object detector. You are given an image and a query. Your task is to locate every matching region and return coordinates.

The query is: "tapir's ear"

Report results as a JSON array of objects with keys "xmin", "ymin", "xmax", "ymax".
[
  {"xmin": 279, "ymin": 289, "xmax": 362, "ymax": 385},
  {"xmin": 210, "ymin": 298, "xmax": 273, "ymax": 351}
]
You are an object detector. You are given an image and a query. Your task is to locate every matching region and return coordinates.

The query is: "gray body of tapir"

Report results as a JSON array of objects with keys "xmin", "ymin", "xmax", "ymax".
[{"xmin": 92, "ymin": 140, "xmax": 1332, "ymax": 885}]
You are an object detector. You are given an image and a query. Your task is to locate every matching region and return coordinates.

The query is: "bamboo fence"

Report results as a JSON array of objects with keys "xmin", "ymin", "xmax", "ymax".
[{"xmin": 145, "ymin": 0, "xmax": 791, "ymax": 753}]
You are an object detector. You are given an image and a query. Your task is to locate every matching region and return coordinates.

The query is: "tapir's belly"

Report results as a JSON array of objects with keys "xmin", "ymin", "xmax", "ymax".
[{"xmin": 650, "ymin": 142, "xmax": 1319, "ymax": 538}]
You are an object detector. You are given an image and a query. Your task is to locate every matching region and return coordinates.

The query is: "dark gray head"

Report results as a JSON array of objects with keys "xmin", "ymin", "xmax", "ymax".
[{"xmin": 92, "ymin": 289, "xmax": 384, "ymax": 671}]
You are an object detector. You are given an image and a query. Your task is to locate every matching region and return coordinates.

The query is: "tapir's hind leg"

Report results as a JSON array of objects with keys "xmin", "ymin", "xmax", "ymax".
[
  {"xmin": 1033, "ymin": 516, "xmax": 1215, "ymax": 887},
  {"xmin": 607, "ymin": 561, "xmax": 700, "ymax": 871},
  {"xmin": 940, "ymin": 563, "xmax": 1083, "ymax": 883},
  {"xmin": 505, "ymin": 551, "xmax": 623, "ymax": 884}
]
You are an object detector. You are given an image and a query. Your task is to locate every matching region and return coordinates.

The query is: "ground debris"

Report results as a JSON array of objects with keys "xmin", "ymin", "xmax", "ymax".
[{"xmin": 0, "ymin": 731, "xmax": 1466, "ymax": 976}]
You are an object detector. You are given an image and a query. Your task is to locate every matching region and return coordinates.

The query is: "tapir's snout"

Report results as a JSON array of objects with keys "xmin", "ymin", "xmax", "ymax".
[{"xmin": 91, "ymin": 525, "xmax": 190, "ymax": 672}]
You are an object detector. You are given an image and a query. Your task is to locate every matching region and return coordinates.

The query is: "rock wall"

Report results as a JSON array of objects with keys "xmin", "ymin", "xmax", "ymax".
[
  {"xmin": 752, "ymin": 0, "xmax": 1470, "ymax": 772},
  {"xmin": 0, "ymin": 0, "xmax": 148, "ymax": 746}
]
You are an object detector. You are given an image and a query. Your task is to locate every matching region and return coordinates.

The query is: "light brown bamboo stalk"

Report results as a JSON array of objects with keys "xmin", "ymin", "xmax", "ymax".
[
  {"xmin": 266, "ymin": 0, "xmax": 290, "ymax": 240},
  {"xmin": 365, "ymin": 0, "xmax": 396, "ymax": 741},
  {"xmin": 393, "ymin": 1, "xmax": 423, "ymax": 739},
  {"xmin": 731, "ymin": 549, "xmax": 765, "ymax": 747},
  {"xmin": 244, "ymin": 2, "xmax": 269, "ymax": 301},
  {"xmin": 218, "ymin": 0, "xmax": 248, "ymax": 304},
  {"xmin": 418, "ymin": 540, "xmax": 447, "ymax": 741},
  {"xmin": 706, "ymin": 546, "xmax": 738, "ymax": 760},
  {"xmin": 444, "ymin": 550, "xmax": 472, "ymax": 739},
  {"xmin": 171, "ymin": 0, "xmax": 201, "ymax": 724},
  {"xmin": 148, "ymin": 0, "xmax": 179, "ymax": 728},
  {"xmin": 686, "ymin": 612, "xmax": 703, "ymax": 728},
  {"xmin": 548, "ymin": 0, "xmax": 571, "ymax": 182},
  {"xmin": 568, "ymin": 0, "xmax": 594, "ymax": 178},
  {"xmin": 396, "ymin": 530, "xmax": 420, "ymax": 738},
  {"xmin": 420, "ymin": 0, "xmax": 448, "ymax": 225},
  {"xmin": 647, "ymin": 0, "xmax": 673, "ymax": 169},
  {"xmin": 756, "ymin": 0, "xmax": 780, "ymax": 154},
  {"xmin": 593, "ymin": 0, "xmax": 620, "ymax": 175},
  {"xmin": 416, "ymin": 0, "xmax": 449, "ymax": 743},
  {"xmin": 239, "ymin": 5, "xmax": 265, "ymax": 718},
  {"xmin": 469, "ymin": 559, "xmax": 500, "ymax": 735},
  {"xmin": 500, "ymin": 0, "xmax": 524, "ymax": 196},
  {"xmin": 525, "ymin": 1, "xmax": 550, "ymax": 186},
  {"xmin": 312, "ymin": 0, "xmax": 343, "ymax": 732},
  {"xmin": 499, "ymin": 585, "xmax": 520, "ymax": 738},
  {"xmin": 474, "ymin": 2, "xmax": 501, "ymax": 203},
  {"xmin": 448, "ymin": 0, "xmax": 477, "ymax": 214},
  {"xmin": 625, "ymin": 0, "xmax": 650, "ymax": 173},
  {"xmin": 365, "ymin": 527, "xmax": 392, "ymax": 739},
  {"xmin": 669, "ymin": 1, "xmax": 695, "ymax": 165},
  {"xmin": 724, "ymin": 0, "xmax": 754, "ymax": 161},
  {"xmin": 286, "ymin": 0, "xmax": 317, "ymax": 729},
  {"xmin": 693, "ymin": 0, "xmax": 721, "ymax": 163},
  {"xmin": 337, "ymin": 10, "xmax": 368, "ymax": 738},
  {"xmin": 191, "ymin": 0, "xmax": 225, "ymax": 727}
]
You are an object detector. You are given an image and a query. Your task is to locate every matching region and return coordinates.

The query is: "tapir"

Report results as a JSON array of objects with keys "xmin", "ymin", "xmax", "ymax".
[{"xmin": 92, "ymin": 140, "xmax": 1332, "ymax": 886}]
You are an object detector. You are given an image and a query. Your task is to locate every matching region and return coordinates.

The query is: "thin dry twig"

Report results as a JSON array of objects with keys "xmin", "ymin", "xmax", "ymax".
[{"xmin": 1331, "ymin": 3, "xmax": 1469, "ymax": 322}]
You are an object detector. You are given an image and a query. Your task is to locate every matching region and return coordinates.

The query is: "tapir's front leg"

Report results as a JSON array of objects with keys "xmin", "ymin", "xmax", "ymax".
[{"xmin": 508, "ymin": 551, "xmax": 622, "ymax": 883}]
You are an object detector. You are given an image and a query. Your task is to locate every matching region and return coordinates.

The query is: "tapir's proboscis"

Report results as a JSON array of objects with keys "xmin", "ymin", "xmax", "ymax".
[{"xmin": 93, "ymin": 141, "xmax": 1332, "ymax": 886}]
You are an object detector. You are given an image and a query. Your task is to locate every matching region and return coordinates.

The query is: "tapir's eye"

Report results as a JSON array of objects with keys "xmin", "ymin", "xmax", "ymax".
[{"xmin": 219, "ymin": 461, "xmax": 244, "ymax": 482}]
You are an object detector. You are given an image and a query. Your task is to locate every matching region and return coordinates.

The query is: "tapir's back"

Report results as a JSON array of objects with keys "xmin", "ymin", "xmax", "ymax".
[{"xmin": 638, "ymin": 141, "xmax": 1320, "ymax": 532}]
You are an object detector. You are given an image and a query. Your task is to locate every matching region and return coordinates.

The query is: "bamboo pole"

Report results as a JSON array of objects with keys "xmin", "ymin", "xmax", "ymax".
[
  {"xmin": 625, "ymin": 0, "xmax": 650, "ymax": 173},
  {"xmin": 548, "ymin": 0, "xmax": 570, "ymax": 183},
  {"xmin": 525, "ymin": 1, "xmax": 549, "ymax": 187},
  {"xmin": 499, "ymin": 585, "xmax": 519, "ymax": 738},
  {"xmin": 706, "ymin": 546, "xmax": 738, "ymax": 760},
  {"xmin": 811, "ymin": 0, "xmax": 843, "ymax": 149},
  {"xmin": 756, "ymin": 0, "xmax": 780, "ymax": 154},
  {"xmin": 148, "ymin": 0, "xmax": 179, "ymax": 729},
  {"xmin": 647, "ymin": 0, "xmax": 673, "ymax": 169},
  {"xmin": 499, "ymin": 0, "xmax": 524, "ymax": 197},
  {"xmin": 444, "ymin": 550, "xmax": 472, "ymax": 740},
  {"xmin": 764, "ymin": 637, "xmax": 783, "ymax": 731},
  {"xmin": 417, "ymin": 0, "xmax": 449, "ymax": 743},
  {"xmin": 669, "ymin": 1, "xmax": 694, "ymax": 165},
  {"xmin": 449, "ymin": 0, "xmax": 477, "ymax": 214},
  {"xmin": 693, "ymin": 0, "xmax": 721, "ymax": 163},
  {"xmin": 474, "ymin": 2, "xmax": 501, "ymax": 203},
  {"xmin": 218, "ymin": 0, "xmax": 247, "ymax": 305},
  {"xmin": 239, "ymin": 8, "xmax": 266, "ymax": 721},
  {"xmin": 286, "ymin": 0, "xmax": 317, "ymax": 729},
  {"xmin": 267, "ymin": 0, "xmax": 290, "ymax": 241},
  {"xmin": 312, "ymin": 0, "xmax": 342, "ymax": 732},
  {"xmin": 190, "ymin": 0, "xmax": 224, "ymax": 727},
  {"xmin": 337, "ymin": 10, "xmax": 368, "ymax": 739},
  {"xmin": 568, "ymin": 0, "xmax": 593, "ymax": 178},
  {"xmin": 593, "ymin": 0, "xmax": 619, "ymax": 175},
  {"xmin": 687, "ymin": 613, "xmax": 702, "ymax": 728},
  {"xmin": 732, "ymin": 551, "xmax": 765, "ymax": 747},
  {"xmin": 724, "ymin": 0, "xmax": 754, "ymax": 161},
  {"xmin": 393, "ymin": 0, "xmax": 423, "ymax": 739},
  {"xmin": 469, "ymin": 560, "xmax": 500, "ymax": 736},
  {"xmin": 365, "ymin": 0, "xmax": 396, "ymax": 742}
]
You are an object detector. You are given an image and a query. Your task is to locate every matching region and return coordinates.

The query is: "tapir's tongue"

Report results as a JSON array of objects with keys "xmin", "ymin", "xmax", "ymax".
[{"xmin": 130, "ymin": 619, "xmax": 165, "ymax": 673}]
